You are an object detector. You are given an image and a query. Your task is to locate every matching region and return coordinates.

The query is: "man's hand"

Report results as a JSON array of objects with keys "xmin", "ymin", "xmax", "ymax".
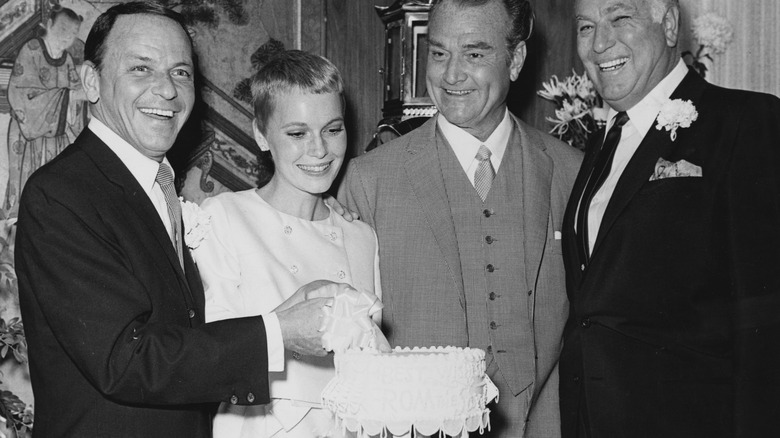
[
  {"xmin": 274, "ymin": 279, "xmax": 344, "ymax": 313},
  {"xmin": 324, "ymin": 195, "xmax": 359, "ymax": 222},
  {"xmin": 276, "ymin": 297, "xmax": 332, "ymax": 357},
  {"xmin": 276, "ymin": 280, "xmax": 354, "ymax": 356}
]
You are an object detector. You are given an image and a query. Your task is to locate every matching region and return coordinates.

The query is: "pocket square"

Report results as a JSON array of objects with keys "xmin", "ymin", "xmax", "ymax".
[{"xmin": 649, "ymin": 158, "xmax": 702, "ymax": 181}]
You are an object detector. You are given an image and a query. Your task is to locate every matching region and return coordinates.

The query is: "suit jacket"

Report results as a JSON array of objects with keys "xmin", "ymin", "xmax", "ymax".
[
  {"xmin": 340, "ymin": 114, "xmax": 582, "ymax": 436},
  {"xmin": 560, "ymin": 70, "xmax": 780, "ymax": 438},
  {"xmin": 16, "ymin": 129, "xmax": 271, "ymax": 437}
]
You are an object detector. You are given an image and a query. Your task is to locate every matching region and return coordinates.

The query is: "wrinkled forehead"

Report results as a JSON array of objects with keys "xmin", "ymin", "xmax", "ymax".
[{"xmin": 105, "ymin": 14, "xmax": 193, "ymax": 59}]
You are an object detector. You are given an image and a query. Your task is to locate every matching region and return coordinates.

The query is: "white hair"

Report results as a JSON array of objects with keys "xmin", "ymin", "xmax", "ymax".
[{"xmin": 650, "ymin": 0, "xmax": 677, "ymax": 22}]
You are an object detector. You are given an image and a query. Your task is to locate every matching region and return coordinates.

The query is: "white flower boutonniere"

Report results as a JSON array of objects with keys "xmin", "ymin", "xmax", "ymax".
[
  {"xmin": 655, "ymin": 99, "xmax": 698, "ymax": 141},
  {"xmin": 179, "ymin": 197, "xmax": 211, "ymax": 250}
]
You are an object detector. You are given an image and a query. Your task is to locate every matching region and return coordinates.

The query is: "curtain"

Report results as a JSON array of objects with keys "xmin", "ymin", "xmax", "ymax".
[{"xmin": 680, "ymin": 1, "xmax": 780, "ymax": 96}]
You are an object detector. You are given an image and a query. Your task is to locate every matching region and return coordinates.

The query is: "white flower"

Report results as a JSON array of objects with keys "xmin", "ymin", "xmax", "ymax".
[
  {"xmin": 179, "ymin": 197, "xmax": 211, "ymax": 250},
  {"xmin": 655, "ymin": 99, "xmax": 698, "ymax": 141},
  {"xmin": 692, "ymin": 12, "xmax": 734, "ymax": 55}
]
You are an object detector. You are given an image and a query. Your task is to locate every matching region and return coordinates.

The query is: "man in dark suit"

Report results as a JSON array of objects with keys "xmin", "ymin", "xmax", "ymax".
[
  {"xmin": 14, "ymin": 2, "xmax": 345, "ymax": 436},
  {"xmin": 340, "ymin": 1, "xmax": 582, "ymax": 436},
  {"xmin": 560, "ymin": 0, "xmax": 780, "ymax": 437}
]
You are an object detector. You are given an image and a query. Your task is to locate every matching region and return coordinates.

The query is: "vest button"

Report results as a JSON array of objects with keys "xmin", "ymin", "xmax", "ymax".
[
  {"xmin": 483, "ymin": 209, "xmax": 493, "ymax": 217},
  {"xmin": 485, "ymin": 235, "xmax": 494, "ymax": 244},
  {"xmin": 488, "ymin": 292, "xmax": 497, "ymax": 300},
  {"xmin": 490, "ymin": 321, "xmax": 498, "ymax": 330},
  {"xmin": 486, "ymin": 264, "xmax": 495, "ymax": 272},
  {"xmin": 486, "ymin": 345, "xmax": 492, "ymax": 354}
]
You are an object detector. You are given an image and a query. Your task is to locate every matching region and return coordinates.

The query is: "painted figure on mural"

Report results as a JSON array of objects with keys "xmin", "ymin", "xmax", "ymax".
[{"xmin": 5, "ymin": 5, "xmax": 87, "ymax": 212}]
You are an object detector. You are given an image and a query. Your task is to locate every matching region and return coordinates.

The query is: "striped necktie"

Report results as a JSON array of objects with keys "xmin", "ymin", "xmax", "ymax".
[
  {"xmin": 474, "ymin": 145, "xmax": 495, "ymax": 202},
  {"xmin": 156, "ymin": 163, "xmax": 184, "ymax": 268}
]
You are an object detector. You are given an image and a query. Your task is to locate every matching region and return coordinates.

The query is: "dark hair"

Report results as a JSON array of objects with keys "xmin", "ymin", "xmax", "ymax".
[
  {"xmin": 251, "ymin": 50, "xmax": 344, "ymax": 134},
  {"xmin": 429, "ymin": 0, "xmax": 534, "ymax": 54},
  {"xmin": 84, "ymin": 1, "xmax": 192, "ymax": 70},
  {"xmin": 49, "ymin": 6, "xmax": 83, "ymax": 25}
]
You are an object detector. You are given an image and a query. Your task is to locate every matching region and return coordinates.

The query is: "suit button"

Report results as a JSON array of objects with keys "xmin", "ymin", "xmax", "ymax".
[
  {"xmin": 490, "ymin": 321, "xmax": 498, "ymax": 330},
  {"xmin": 229, "ymin": 395, "xmax": 239, "ymax": 405},
  {"xmin": 485, "ymin": 236, "xmax": 494, "ymax": 244},
  {"xmin": 483, "ymin": 209, "xmax": 493, "ymax": 217},
  {"xmin": 188, "ymin": 309, "xmax": 196, "ymax": 319},
  {"xmin": 581, "ymin": 264, "xmax": 585, "ymax": 271},
  {"xmin": 247, "ymin": 392, "xmax": 255, "ymax": 403},
  {"xmin": 573, "ymin": 375, "xmax": 581, "ymax": 383},
  {"xmin": 486, "ymin": 346, "xmax": 492, "ymax": 354},
  {"xmin": 581, "ymin": 318, "xmax": 591, "ymax": 328},
  {"xmin": 486, "ymin": 264, "xmax": 495, "ymax": 272},
  {"xmin": 488, "ymin": 292, "xmax": 497, "ymax": 300}
]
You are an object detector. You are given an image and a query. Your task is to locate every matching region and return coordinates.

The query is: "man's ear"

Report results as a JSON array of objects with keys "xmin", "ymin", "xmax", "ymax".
[
  {"xmin": 509, "ymin": 41, "xmax": 527, "ymax": 82},
  {"xmin": 80, "ymin": 62, "xmax": 101, "ymax": 104},
  {"xmin": 663, "ymin": 4, "xmax": 681, "ymax": 47},
  {"xmin": 252, "ymin": 120, "xmax": 270, "ymax": 152}
]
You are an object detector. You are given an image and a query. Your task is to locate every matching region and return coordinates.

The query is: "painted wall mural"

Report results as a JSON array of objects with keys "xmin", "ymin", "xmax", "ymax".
[{"xmin": 0, "ymin": 0, "xmax": 308, "ymax": 433}]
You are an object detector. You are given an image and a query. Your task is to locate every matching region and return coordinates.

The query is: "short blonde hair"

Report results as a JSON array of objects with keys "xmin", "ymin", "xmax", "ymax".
[{"xmin": 251, "ymin": 50, "xmax": 345, "ymax": 134}]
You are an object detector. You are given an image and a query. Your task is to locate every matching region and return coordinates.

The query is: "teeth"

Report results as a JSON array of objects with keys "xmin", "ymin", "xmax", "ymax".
[
  {"xmin": 599, "ymin": 57, "xmax": 629, "ymax": 71},
  {"xmin": 445, "ymin": 89, "xmax": 471, "ymax": 95},
  {"xmin": 298, "ymin": 163, "xmax": 330, "ymax": 172},
  {"xmin": 140, "ymin": 108, "xmax": 174, "ymax": 117}
]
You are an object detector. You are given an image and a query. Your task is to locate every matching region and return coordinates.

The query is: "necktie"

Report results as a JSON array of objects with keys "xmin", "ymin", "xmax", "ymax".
[
  {"xmin": 474, "ymin": 145, "xmax": 495, "ymax": 202},
  {"xmin": 577, "ymin": 111, "xmax": 629, "ymax": 264},
  {"xmin": 156, "ymin": 163, "xmax": 184, "ymax": 268}
]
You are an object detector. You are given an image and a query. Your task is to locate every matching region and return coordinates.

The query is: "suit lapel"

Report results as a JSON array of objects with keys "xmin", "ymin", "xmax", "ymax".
[
  {"xmin": 80, "ymin": 129, "xmax": 190, "ymax": 286},
  {"xmin": 591, "ymin": 70, "xmax": 709, "ymax": 260},
  {"xmin": 512, "ymin": 115, "xmax": 552, "ymax": 288},
  {"xmin": 563, "ymin": 132, "xmax": 602, "ymax": 275},
  {"xmin": 403, "ymin": 119, "xmax": 466, "ymax": 307}
]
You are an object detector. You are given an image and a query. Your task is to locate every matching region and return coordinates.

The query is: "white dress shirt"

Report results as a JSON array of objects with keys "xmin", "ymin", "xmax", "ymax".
[
  {"xmin": 582, "ymin": 59, "xmax": 689, "ymax": 253},
  {"xmin": 437, "ymin": 108, "xmax": 512, "ymax": 182},
  {"xmin": 88, "ymin": 117, "xmax": 284, "ymax": 384}
]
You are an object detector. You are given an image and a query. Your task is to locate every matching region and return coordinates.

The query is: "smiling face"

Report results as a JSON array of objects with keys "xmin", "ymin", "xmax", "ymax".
[
  {"xmin": 81, "ymin": 14, "xmax": 194, "ymax": 161},
  {"xmin": 426, "ymin": 0, "xmax": 526, "ymax": 142},
  {"xmin": 254, "ymin": 90, "xmax": 346, "ymax": 202},
  {"xmin": 575, "ymin": 0, "xmax": 680, "ymax": 112}
]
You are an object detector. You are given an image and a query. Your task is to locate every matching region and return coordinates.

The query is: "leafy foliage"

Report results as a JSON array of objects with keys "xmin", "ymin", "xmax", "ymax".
[{"xmin": 0, "ymin": 209, "xmax": 32, "ymax": 436}]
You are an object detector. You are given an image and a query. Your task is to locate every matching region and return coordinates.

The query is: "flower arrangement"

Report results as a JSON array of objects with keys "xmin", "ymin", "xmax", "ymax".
[
  {"xmin": 655, "ymin": 99, "xmax": 698, "ymax": 141},
  {"xmin": 537, "ymin": 70, "xmax": 608, "ymax": 150},
  {"xmin": 682, "ymin": 12, "xmax": 734, "ymax": 79},
  {"xmin": 179, "ymin": 198, "xmax": 211, "ymax": 250}
]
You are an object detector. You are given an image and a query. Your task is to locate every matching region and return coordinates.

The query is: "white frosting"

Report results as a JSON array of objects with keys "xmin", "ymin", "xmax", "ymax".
[{"xmin": 321, "ymin": 346, "xmax": 495, "ymax": 437}]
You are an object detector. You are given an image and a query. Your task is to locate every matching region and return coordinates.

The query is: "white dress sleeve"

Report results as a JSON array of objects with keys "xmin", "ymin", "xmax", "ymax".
[{"xmin": 192, "ymin": 197, "xmax": 245, "ymax": 323}]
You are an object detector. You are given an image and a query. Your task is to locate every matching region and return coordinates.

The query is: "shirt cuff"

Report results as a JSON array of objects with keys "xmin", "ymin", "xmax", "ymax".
[{"xmin": 263, "ymin": 312, "xmax": 284, "ymax": 372}]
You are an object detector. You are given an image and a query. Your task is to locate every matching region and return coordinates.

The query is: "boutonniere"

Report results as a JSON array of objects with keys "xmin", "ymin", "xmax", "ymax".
[
  {"xmin": 179, "ymin": 197, "xmax": 211, "ymax": 250},
  {"xmin": 655, "ymin": 99, "xmax": 698, "ymax": 141}
]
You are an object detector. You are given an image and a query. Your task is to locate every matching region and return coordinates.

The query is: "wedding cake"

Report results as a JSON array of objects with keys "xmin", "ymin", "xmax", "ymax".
[{"xmin": 321, "ymin": 346, "xmax": 497, "ymax": 437}]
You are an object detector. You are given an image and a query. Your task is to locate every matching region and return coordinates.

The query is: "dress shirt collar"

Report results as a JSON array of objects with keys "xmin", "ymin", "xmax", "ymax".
[
  {"xmin": 436, "ymin": 108, "xmax": 511, "ymax": 171},
  {"xmin": 607, "ymin": 59, "xmax": 688, "ymax": 136},
  {"xmin": 88, "ymin": 117, "xmax": 174, "ymax": 192}
]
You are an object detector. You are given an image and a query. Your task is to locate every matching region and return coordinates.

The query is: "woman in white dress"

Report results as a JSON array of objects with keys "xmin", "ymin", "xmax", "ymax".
[{"xmin": 193, "ymin": 51, "xmax": 379, "ymax": 438}]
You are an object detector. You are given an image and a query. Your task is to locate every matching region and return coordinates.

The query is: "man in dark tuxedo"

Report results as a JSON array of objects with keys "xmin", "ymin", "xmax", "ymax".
[
  {"xmin": 559, "ymin": 0, "xmax": 780, "ymax": 437},
  {"xmin": 14, "ymin": 2, "xmax": 347, "ymax": 436}
]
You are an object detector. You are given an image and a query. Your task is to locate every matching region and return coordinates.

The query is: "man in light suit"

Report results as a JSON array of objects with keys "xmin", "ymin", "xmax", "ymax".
[
  {"xmin": 560, "ymin": 0, "xmax": 780, "ymax": 436},
  {"xmin": 15, "ymin": 2, "xmax": 347, "ymax": 436},
  {"xmin": 339, "ymin": 0, "xmax": 582, "ymax": 436}
]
